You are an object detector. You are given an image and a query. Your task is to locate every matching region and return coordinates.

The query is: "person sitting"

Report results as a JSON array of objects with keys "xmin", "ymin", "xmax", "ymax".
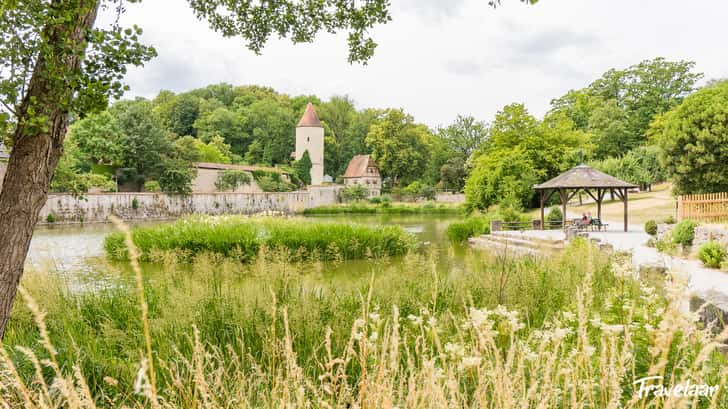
[
  {"xmin": 587, "ymin": 212, "xmax": 594, "ymax": 225},
  {"xmin": 579, "ymin": 213, "xmax": 588, "ymax": 228}
]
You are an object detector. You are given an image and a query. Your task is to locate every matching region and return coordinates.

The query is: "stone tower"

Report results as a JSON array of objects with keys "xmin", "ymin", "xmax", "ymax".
[{"xmin": 295, "ymin": 102, "xmax": 324, "ymax": 185}]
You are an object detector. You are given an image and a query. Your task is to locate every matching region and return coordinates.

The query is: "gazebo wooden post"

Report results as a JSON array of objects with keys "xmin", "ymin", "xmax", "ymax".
[
  {"xmin": 560, "ymin": 188, "xmax": 567, "ymax": 228},
  {"xmin": 596, "ymin": 188, "xmax": 602, "ymax": 221},
  {"xmin": 623, "ymin": 187, "xmax": 628, "ymax": 232},
  {"xmin": 539, "ymin": 189, "xmax": 545, "ymax": 230}
]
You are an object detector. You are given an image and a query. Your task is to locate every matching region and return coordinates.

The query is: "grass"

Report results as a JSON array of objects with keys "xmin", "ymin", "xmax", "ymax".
[
  {"xmin": 104, "ymin": 215, "xmax": 415, "ymax": 262},
  {"xmin": 447, "ymin": 209, "xmax": 531, "ymax": 242},
  {"xmin": 527, "ymin": 183, "xmax": 676, "ymax": 226},
  {"xmin": 303, "ymin": 201, "xmax": 465, "ymax": 215},
  {"xmin": 4, "ymin": 228, "xmax": 728, "ymax": 407}
]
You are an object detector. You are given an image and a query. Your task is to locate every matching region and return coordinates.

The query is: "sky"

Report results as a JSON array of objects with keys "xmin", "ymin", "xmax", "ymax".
[{"xmin": 112, "ymin": 0, "xmax": 728, "ymax": 128}]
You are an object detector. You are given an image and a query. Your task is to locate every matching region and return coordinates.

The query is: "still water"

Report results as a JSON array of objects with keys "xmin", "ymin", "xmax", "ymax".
[{"xmin": 27, "ymin": 215, "xmax": 470, "ymax": 287}]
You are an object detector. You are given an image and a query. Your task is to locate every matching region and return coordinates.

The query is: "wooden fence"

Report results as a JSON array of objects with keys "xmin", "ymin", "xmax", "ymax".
[{"xmin": 677, "ymin": 192, "xmax": 728, "ymax": 223}]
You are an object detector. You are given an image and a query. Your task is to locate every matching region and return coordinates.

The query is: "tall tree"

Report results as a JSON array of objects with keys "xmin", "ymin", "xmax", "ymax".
[
  {"xmin": 438, "ymin": 115, "xmax": 488, "ymax": 159},
  {"xmin": 0, "ymin": 0, "xmax": 393, "ymax": 338},
  {"xmin": 365, "ymin": 109, "xmax": 430, "ymax": 186},
  {"xmin": 651, "ymin": 81, "xmax": 728, "ymax": 194}
]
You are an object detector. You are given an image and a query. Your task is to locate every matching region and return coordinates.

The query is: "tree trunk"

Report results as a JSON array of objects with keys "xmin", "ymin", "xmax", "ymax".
[{"xmin": 0, "ymin": 0, "xmax": 99, "ymax": 338}]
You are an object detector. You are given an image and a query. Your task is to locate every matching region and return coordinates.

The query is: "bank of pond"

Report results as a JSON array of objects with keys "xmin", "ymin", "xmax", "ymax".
[
  {"xmin": 104, "ymin": 215, "xmax": 417, "ymax": 262},
  {"xmin": 302, "ymin": 201, "xmax": 465, "ymax": 215}
]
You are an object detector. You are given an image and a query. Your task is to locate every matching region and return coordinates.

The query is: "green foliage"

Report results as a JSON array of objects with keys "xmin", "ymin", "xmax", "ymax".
[
  {"xmin": 143, "ymin": 181, "xmax": 161, "ymax": 192},
  {"xmin": 402, "ymin": 181, "xmax": 436, "ymax": 201},
  {"xmin": 304, "ymin": 203, "xmax": 463, "ymax": 215},
  {"xmin": 365, "ymin": 109, "xmax": 432, "ymax": 186},
  {"xmin": 547, "ymin": 206, "xmax": 563, "ymax": 225},
  {"xmin": 214, "ymin": 170, "xmax": 252, "ymax": 191},
  {"xmin": 663, "ymin": 215, "xmax": 676, "ymax": 224},
  {"xmin": 104, "ymin": 216, "xmax": 414, "ymax": 262},
  {"xmin": 465, "ymin": 104, "xmax": 588, "ymax": 210},
  {"xmin": 591, "ymin": 146, "xmax": 666, "ymax": 189},
  {"xmin": 131, "ymin": 197, "xmax": 139, "ymax": 210},
  {"xmin": 251, "ymin": 170, "xmax": 295, "ymax": 192},
  {"xmin": 644, "ymin": 220, "xmax": 658, "ymax": 236},
  {"xmin": 447, "ymin": 216, "xmax": 492, "ymax": 243},
  {"xmin": 655, "ymin": 236, "xmax": 677, "ymax": 254},
  {"xmin": 68, "ymin": 111, "xmax": 124, "ymax": 165},
  {"xmin": 651, "ymin": 81, "xmax": 728, "ymax": 194},
  {"xmin": 672, "ymin": 220, "xmax": 697, "ymax": 246},
  {"xmin": 45, "ymin": 213, "xmax": 56, "ymax": 224},
  {"xmin": 369, "ymin": 196, "xmax": 382, "ymax": 204},
  {"xmin": 293, "ymin": 150, "xmax": 313, "ymax": 185},
  {"xmin": 698, "ymin": 241, "xmax": 726, "ymax": 269},
  {"xmin": 158, "ymin": 159, "xmax": 196, "ymax": 195},
  {"xmin": 341, "ymin": 184, "xmax": 369, "ymax": 202}
]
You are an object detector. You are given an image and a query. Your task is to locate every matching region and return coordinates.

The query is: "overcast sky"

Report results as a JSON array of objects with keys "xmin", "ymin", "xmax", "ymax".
[{"xmin": 113, "ymin": 0, "xmax": 728, "ymax": 128}]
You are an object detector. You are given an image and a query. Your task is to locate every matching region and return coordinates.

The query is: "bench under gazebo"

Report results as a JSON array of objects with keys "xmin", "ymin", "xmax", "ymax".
[{"xmin": 533, "ymin": 164, "xmax": 637, "ymax": 232}]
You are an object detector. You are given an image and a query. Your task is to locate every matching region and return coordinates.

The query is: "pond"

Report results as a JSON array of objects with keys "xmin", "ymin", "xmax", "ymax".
[{"xmin": 26, "ymin": 214, "xmax": 473, "ymax": 290}]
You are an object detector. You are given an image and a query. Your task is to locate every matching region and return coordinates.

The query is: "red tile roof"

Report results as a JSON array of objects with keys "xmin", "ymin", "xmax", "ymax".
[
  {"xmin": 297, "ymin": 102, "xmax": 323, "ymax": 128},
  {"xmin": 343, "ymin": 155, "xmax": 380, "ymax": 178}
]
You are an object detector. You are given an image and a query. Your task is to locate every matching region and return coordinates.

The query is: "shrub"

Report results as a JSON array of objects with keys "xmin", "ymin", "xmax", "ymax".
[
  {"xmin": 655, "ymin": 236, "xmax": 676, "ymax": 254},
  {"xmin": 447, "ymin": 216, "xmax": 491, "ymax": 242},
  {"xmin": 698, "ymin": 241, "xmax": 726, "ymax": 268},
  {"xmin": 644, "ymin": 220, "xmax": 658, "ymax": 236},
  {"xmin": 131, "ymin": 197, "xmax": 139, "ymax": 210},
  {"xmin": 143, "ymin": 180, "xmax": 161, "ymax": 192},
  {"xmin": 341, "ymin": 184, "xmax": 369, "ymax": 202},
  {"xmin": 381, "ymin": 194, "xmax": 392, "ymax": 205},
  {"xmin": 215, "ymin": 170, "xmax": 252, "ymax": 191},
  {"xmin": 46, "ymin": 213, "xmax": 56, "ymax": 223},
  {"xmin": 663, "ymin": 215, "xmax": 676, "ymax": 224},
  {"xmin": 672, "ymin": 220, "xmax": 697, "ymax": 246},
  {"xmin": 547, "ymin": 206, "xmax": 563, "ymax": 226},
  {"xmin": 402, "ymin": 181, "xmax": 436, "ymax": 201},
  {"xmin": 369, "ymin": 196, "xmax": 382, "ymax": 204}
]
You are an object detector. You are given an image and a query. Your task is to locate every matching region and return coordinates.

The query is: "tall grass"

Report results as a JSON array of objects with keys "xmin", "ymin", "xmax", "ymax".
[
  {"xmin": 4, "ymin": 231, "xmax": 728, "ymax": 407},
  {"xmin": 104, "ymin": 215, "xmax": 415, "ymax": 262}
]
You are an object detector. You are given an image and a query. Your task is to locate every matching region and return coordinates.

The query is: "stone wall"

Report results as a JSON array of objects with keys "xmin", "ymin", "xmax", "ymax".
[
  {"xmin": 435, "ymin": 192, "xmax": 465, "ymax": 203},
  {"xmin": 39, "ymin": 186, "xmax": 342, "ymax": 224},
  {"xmin": 694, "ymin": 225, "xmax": 728, "ymax": 247}
]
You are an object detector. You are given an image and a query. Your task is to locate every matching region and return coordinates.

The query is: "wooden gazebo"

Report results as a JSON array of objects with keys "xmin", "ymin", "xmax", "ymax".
[{"xmin": 533, "ymin": 164, "xmax": 637, "ymax": 232}]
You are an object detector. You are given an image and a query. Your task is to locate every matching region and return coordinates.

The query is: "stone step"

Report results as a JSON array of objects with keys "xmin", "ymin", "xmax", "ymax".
[
  {"xmin": 490, "ymin": 230, "xmax": 565, "ymax": 247},
  {"xmin": 468, "ymin": 236, "xmax": 541, "ymax": 256},
  {"xmin": 485, "ymin": 233, "xmax": 564, "ymax": 250}
]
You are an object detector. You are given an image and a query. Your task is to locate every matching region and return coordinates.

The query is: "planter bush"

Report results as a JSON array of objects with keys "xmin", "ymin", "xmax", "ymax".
[
  {"xmin": 644, "ymin": 220, "xmax": 658, "ymax": 236},
  {"xmin": 698, "ymin": 241, "xmax": 726, "ymax": 268},
  {"xmin": 672, "ymin": 220, "xmax": 697, "ymax": 246}
]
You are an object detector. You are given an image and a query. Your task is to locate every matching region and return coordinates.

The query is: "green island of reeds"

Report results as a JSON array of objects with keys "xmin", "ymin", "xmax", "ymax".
[
  {"xmin": 103, "ymin": 215, "xmax": 416, "ymax": 262},
  {"xmin": 303, "ymin": 201, "xmax": 465, "ymax": 215}
]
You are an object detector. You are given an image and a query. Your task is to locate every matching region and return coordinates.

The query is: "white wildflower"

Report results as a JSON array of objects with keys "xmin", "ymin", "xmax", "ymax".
[{"xmin": 459, "ymin": 356, "xmax": 482, "ymax": 370}]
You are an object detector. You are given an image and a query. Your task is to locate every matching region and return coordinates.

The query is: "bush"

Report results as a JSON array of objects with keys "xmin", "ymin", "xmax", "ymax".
[
  {"xmin": 143, "ymin": 180, "xmax": 161, "ymax": 192},
  {"xmin": 672, "ymin": 220, "xmax": 697, "ymax": 246},
  {"xmin": 369, "ymin": 196, "xmax": 382, "ymax": 204},
  {"xmin": 644, "ymin": 220, "xmax": 658, "ymax": 236},
  {"xmin": 131, "ymin": 197, "xmax": 139, "ymax": 210},
  {"xmin": 381, "ymin": 194, "xmax": 392, "ymax": 205},
  {"xmin": 215, "ymin": 170, "xmax": 251, "ymax": 191},
  {"xmin": 655, "ymin": 236, "xmax": 676, "ymax": 254},
  {"xmin": 663, "ymin": 215, "xmax": 676, "ymax": 224},
  {"xmin": 447, "ymin": 216, "xmax": 491, "ymax": 242},
  {"xmin": 698, "ymin": 241, "xmax": 726, "ymax": 268},
  {"xmin": 104, "ymin": 216, "xmax": 415, "ymax": 262},
  {"xmin": 402, "ymin": 181, "xmax": 436, "ymax": 201},
  {"xmin": 546, "ymin": 206, "xmax": 563, "ymax": 227},
  {"xmin": 341, "ymin": 184, "xmax": 369, "ymax": 202},
  {"xmin": 46, "ymin": 213, "xmax": 56, "ymax": 223}
]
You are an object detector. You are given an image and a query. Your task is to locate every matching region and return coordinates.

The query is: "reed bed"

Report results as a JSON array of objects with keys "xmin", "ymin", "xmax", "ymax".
[
  {"xmin": 2, "ymin": 231, "xmax": 727, "ymax": 407},
  {"xmin": 104, "ymin": 215, "xmax": 415, "ymax": 262},
  {"xmin": 303, "ymin": 202, "xmax": 465, "ymax": 215}
]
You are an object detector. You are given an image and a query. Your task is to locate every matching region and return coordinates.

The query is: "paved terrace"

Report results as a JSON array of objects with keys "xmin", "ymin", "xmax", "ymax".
[{"xmin": 515, "ymin": 220, "xmax": 728, "ymax": 310}]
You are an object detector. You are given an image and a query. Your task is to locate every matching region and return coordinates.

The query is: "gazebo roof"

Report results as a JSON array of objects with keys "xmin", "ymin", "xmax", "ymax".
[{"xmin": 533, "ymin": 164, "xmax": 637, "ymax": 190}]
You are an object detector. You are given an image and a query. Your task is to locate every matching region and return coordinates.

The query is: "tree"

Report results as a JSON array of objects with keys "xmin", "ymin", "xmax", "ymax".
[
  {"xmin": 158, "ymin": 158, "xmax": 196, "ymax": 195},
  {"xmin": 651, "ymin": 81, "xmax": 728, "ymax": 194},
  {"xmin": 438, "ymin": 115, "xmax": 488, "ymax": 158},
  {"xmin": 0, "ymin": 0, "xmax": 394, "ymax": 338},
  {"xmin": 586, "ymin": 99, "xmax": 634, "ymax": 159},
  {"xmin": 155, "ymin": 92, "xmax": 200, "ymax": 137},
  {"xmin": 365, "ymin": 109, "xmax": 430, "ymax": 186},
  {"xmin": 465, "ymin": 147, "xmax": 539, "ymax": 211},
  {"xmin": 67, "ymin": 111, "xmax": 124, "ymax": 165},
  {"xmin": 341, "ymin": 184, "xmax": 369, "ymax": 202},
  {"xmin": 440, "ymin": 157, "xmax": 467, "ymax": 191},
  {"xmin": 293, "ymin": 150, "xmax": 313, "ymax": 185}
]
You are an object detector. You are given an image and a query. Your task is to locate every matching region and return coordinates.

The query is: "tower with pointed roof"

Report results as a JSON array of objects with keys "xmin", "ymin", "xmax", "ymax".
[{"xmin": 295, "ymin": 102, "xmax": 324, "ymax": 185}]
